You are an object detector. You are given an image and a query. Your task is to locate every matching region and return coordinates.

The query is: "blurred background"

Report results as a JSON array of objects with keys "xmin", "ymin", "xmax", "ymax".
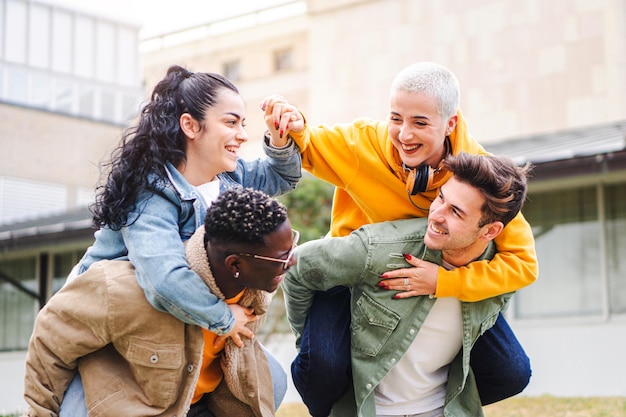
[{"xmin": 0, "ymin": 0, "xmax": 625, "ymax": 413}]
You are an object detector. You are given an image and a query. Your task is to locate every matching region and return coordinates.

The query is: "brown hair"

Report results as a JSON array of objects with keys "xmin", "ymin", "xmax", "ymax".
[{"xmin": 442, "ymin": 153, "xmax": 532, "ymax": 227}]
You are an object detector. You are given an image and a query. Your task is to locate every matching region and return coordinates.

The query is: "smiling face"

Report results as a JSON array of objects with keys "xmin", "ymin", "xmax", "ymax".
[
  {"xmin": 236, "ymin": 221, "xmax": 297, "ymax": 293},
  {"xmin": 181, "ymin": 88, "xmax": 248, "ymax": 184},
  {"xmin": 387, "ymin": 89, "xmax": 457, "ymax": 169},
  {"xmin": 424, "ymin": 177, "xmax": 495, "ymax": 267}
]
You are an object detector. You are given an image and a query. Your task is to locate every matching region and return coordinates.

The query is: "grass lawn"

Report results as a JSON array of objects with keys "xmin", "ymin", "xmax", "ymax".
[
  {"xmin": 276, "ymin": 396, "xmax": 626, "ymax": 417},
  {"xmin": 5, "ymin": 396, "xmax": 624, "ymax": 416}
]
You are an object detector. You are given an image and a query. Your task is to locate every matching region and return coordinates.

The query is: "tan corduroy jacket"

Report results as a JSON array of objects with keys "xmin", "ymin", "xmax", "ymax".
[{"xmin": 23, "ymin": 227, "xmax": 274, "ymax": 417}]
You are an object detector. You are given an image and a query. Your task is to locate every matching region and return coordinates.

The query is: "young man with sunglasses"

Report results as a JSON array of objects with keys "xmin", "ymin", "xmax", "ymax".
[{"xmin": 23, "ymin": 188, "xmax": 297, "ymax": 417}]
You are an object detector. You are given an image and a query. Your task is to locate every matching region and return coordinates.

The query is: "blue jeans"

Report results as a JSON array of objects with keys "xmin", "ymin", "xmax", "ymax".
[
  {"xmin": 59, "ymin": 344, "xmax": 287, "ymax": 417},
  {"xmin": 291, "ymin": 287, "xmax": 532, "ymax": 417}
]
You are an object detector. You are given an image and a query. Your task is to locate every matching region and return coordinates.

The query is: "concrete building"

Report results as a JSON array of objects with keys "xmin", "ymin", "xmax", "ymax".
[
  {"xmin": 1, "ymin": 0, "xmax": 625, "ymax": 412},
  {"xmin": 0, "ymin": 0, "xmax": 143, "ymax": 412}
]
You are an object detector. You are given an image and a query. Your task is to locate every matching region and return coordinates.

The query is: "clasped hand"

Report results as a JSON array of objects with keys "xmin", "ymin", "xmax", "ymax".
[{"xmin": 260, "ymin": 95, "xmax": 305, "ymax": 146}]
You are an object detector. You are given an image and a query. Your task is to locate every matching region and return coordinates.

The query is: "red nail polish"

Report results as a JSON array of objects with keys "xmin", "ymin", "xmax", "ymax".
[
  {"xmin": 274, "ymin": 121, "xmax": 279, "ymax": 130},
  {"xmin": 378, "ymin": 282, "xmax": 386, "ymax": 287},
  {"xmin": 393, "ymin": 294, "xmax": 401, "ymax": 299},
  {"xmin": 379, "ymin": 273, "xmax": 387, "ymax": 279},
  {"xmin": 404, "ymin": 254, "xmax": 412, "ymax": 261}
]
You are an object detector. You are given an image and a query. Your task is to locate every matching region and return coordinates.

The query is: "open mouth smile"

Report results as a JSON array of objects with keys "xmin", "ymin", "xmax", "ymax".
[
  {"xmin": 401, "ymin": 143, "xmax": 422, "ymax": 152},
  {"xmin": 429, "ymin": 222, "xmax": 447, "ymax": 235}
]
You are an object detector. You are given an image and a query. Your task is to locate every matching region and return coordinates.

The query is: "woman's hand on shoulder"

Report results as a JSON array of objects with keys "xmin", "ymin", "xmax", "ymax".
[
  {"xmin": 215, "ymin": 304, "xmax": 258, "ymax": 348},
  {"xmin": 377, "ymin": 254, "xmax": 439, "ymax": 299}
]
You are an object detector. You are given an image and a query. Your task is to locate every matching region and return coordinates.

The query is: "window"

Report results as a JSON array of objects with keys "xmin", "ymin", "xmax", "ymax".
[
  {"xmin": 29, "ymin": 71, "xmax": 52, "ymax": 107},
  {"xmin": 95, "ymin": 21, "xmax": 115, "ymax": 83},
  {"xmin": 74, "ymin": 16, "xmax": 95, "ymax": 78},
  {"xmin": 78, "ymin": 84, "xmax": 95, "ymax": 118},
  {"xmin": 605, "ymin": 183, "xmax": 626, "ymax": 314},
  {"xmin": 51, "ymin": 10, "xmax": 72, "ymax": 73},
  {"xmin": 6, "ymin": 65, "xmax": 27, "ymax": 103},
  {"xmin": 223, "ymin": 59, "xmax": 241, "ymax": 82},
  {"xmin": 0, "ymin": 256, "xmax": 37, "ymax": 351},
  {"xmin": 53, "ymin": 77, "xmax": 75, "ymax": 114},
  {"xmin": 5, "ymin": 0, "xmax": 27, "ymax": 64},
  {"xmin": 116, "ymin": 27, "xmax": 138, "ymax": 87},
  {"xmin": 514, "ymin": 181, "xmax": 626, "ymax": 320},
  {"xmin": 52, "ymin": 251, "xmax": 83, "ymax": 294},
  {"xmin": 28, "ymin": 4, "xmax": 50, "ymax": 68},
  {"xmin": 273, "ymin": 48, "xmax": 293, "ymax": 72},
  {"xmin": 0, "ymin": 249, "xmax": 86, "ymax": 350},
  {"xmin": 0, "ymin": 0, "xmax": 143, "ymax": 125}
]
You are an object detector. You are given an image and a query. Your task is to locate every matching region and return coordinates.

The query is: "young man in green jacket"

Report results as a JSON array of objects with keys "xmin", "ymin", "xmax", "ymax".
[
  {"xmin": 263, "ymin": 62, "xmax": 535, "ymax": 416},
  {"xmin": 282, "ymin": 153, "xmax": 532, "ymax": 417}
]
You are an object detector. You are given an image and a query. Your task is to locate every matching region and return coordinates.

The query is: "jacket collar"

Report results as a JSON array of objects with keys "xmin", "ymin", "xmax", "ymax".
[{"xmin": 164, "ymin": 161, "xmax": 198, "ymax": 201}]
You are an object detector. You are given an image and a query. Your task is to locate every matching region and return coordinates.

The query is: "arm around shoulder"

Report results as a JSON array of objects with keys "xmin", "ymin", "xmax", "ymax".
[{"xmin": 435, "ymin": 211, "xmax": 537, "ymax": 301}]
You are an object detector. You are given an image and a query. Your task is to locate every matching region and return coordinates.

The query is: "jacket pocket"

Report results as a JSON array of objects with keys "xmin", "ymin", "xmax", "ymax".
[
  {"xmin": 125, "ymin": 338, "xmax": 185, "ymax": 408},
  {"xmin": 351, "ymin": 293, "xmax": 400, "ymax": 357}
]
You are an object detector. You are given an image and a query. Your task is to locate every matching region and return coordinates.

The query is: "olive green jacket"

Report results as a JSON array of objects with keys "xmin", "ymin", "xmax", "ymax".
[{"xmin": 283, "ymin": 218, "xmax": 512, "ymax": 417}]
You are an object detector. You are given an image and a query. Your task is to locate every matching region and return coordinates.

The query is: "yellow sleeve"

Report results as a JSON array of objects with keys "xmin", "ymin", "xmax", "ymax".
[
  {"xmin": 289, "ymin": 118, "xmax": 386, "ymax": 188},
  {"xmin": 435, "ymin": 211, "xmax": 538, "ymax": 301}
]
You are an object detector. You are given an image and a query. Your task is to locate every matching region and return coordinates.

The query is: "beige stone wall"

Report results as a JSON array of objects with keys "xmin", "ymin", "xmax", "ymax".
[
  {"xmin": 141, "ymin": 0, "xmax": 626, "ymax": 150},
  {"xmin": 0, "ymin": 103, "xmax": 123, "ymax": 204},
  {"xmin": 141, "ymin": 13, "xmax": 310, "ymax": 159},
  {"xmin": 304, "ymin": 0, "xmax": 626, "ymax": 142}
]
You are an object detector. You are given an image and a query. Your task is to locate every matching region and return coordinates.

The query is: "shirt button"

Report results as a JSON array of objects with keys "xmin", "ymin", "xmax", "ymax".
[
  {"xmin": 391, "ymin": 358, "xmax": 396, "ymax": 363},
  {"xmin": 369, "ymin": 317, "xmax": 374, "ymax": 323},
  {"xmin": 409, "ymin": 328, "xmax": 415, "ymax": 334},
  {"xmin": 150, "ymin": 354, "xmax": 159, "ymax": 364},
  {"xmin": 366, "ymin": 383, "xmax": 372, "ymax": 389},
  {"xmin": 187, "ymin": 364, "xmax": 194, "ymax": 372}
]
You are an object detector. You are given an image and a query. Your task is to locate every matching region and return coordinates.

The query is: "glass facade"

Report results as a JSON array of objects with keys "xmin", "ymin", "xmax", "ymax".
[
  {"xmin": 0, "ymin": 0, "xmax": 143, "ymax": 125},
  {"xmin": 515, "ymin": 180, "xmax": 626, "ymax": 320},
  {"xmin": 0, "ymin": 256, "xmax": 37, "ymax": 351},
  {"xmin": 0, "ymin": 249, "xmax": 84, "ymax": 351}
]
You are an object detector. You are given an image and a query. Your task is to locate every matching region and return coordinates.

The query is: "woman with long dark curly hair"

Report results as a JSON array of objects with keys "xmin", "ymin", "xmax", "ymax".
[{"xmin": 58, "ymin": 65, "xmax": 302, "ymax": 416}]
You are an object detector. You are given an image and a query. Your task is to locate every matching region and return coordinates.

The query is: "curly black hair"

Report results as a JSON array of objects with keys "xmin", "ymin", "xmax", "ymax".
[
  {"xmin": 90, "ymin": 65, "xmax": 239, "ymax": 230},
  {"xmin": 204, "ymin": 188, "xmax": 288, "ymax": 246}
]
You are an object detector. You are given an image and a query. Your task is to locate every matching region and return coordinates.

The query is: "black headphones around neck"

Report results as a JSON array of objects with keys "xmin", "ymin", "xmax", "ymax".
[
  {"xmin": 405, "ymin": 164, "xmax": 436, "ymax": 196},
  {"xmin": 404, "ymin": 136, "xmax": 452, "ymax": 196}
]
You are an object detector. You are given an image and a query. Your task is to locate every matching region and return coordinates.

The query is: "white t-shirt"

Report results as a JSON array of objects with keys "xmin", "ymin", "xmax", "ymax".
[
  {"xmin": 374, "ymin": 259, "xmax": 462, "ymax": 415},
  {"xmin": 195, "ymin": 178, "xmax": 221, "ymax": 207}
]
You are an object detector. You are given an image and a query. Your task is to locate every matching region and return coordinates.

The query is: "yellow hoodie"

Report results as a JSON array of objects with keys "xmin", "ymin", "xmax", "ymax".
[{"xmin": 289, "ymin": 111, "xmax": 537, "ymax": 301}]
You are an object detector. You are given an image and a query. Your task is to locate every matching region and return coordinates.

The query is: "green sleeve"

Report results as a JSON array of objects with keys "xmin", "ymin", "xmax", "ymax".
[{"xmin": 282, "ymin": 231, "xmax": 369, "ymax": 346}]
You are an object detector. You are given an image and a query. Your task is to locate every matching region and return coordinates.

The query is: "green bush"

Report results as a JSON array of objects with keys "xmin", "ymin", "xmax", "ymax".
[{"xmin": 278, "ymin": 174, "xmax": 335, "ymax": 243}]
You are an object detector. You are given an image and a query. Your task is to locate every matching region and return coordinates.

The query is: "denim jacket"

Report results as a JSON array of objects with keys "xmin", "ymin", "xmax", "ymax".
[
  {"xmin": 282, "ymin": 218, "xmax": 512, "ymax": 417},
  {"xmin": 78, "ymin": 139, "xmax": 301, "ymax": 334}
]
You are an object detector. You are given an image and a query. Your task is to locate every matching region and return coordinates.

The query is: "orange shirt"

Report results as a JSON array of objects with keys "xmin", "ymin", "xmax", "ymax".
[{"xmin": 192, "ymin": 291, "xmax": 245, "ymax": 403}]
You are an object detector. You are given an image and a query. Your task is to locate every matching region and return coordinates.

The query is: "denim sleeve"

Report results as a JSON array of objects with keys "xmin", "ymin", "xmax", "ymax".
[
  {"xmin": 121, "ymin": 192, "xmax": 233, "ymax": 334},
  {"xmin": 227, "ymin": 136, "xmax": 302, "ymax": 196},
  {"xmin": 282, "ymin": 232, "xmax": 368, "ymax": 345}
]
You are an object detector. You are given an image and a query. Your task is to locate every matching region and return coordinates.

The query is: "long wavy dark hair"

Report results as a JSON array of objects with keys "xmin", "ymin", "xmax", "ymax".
[{"xmin": 91, "ymin": 65, "xmax": 239, "ymax": 230}]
